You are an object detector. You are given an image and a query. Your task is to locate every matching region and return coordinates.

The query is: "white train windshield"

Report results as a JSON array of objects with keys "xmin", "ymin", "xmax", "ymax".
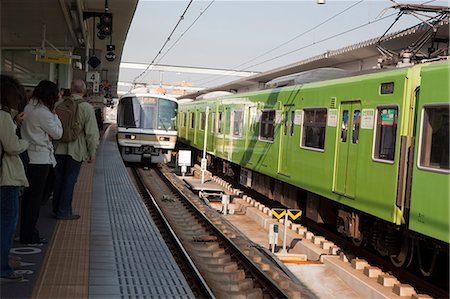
[{"xmin": 118, "ymin": 96, "xmax": 177, "ymax": 131}]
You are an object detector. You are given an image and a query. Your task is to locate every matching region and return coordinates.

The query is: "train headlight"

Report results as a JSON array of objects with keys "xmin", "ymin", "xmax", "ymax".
[
  {"xmin": 125, "ymin": 134, "xmax": 136, "ymax": 140},
  {"xmin": 159, "ymin": 137, "xmax": 170, "ymax": 141}
]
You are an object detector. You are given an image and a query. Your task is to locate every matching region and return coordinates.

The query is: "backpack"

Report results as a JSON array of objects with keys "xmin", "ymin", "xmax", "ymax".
[{"xmin": 55, "ymin": 97, "xmax": 83, "ymax": 142}]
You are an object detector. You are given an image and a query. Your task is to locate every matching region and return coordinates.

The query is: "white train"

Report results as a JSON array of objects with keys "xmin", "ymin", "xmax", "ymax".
[{"xmin": 117, "ymin": 93, "xmax": 178, "ymax": 163}]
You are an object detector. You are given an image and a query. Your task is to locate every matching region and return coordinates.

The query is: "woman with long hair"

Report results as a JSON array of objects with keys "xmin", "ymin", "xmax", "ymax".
[
  {"xmin": 0, "ymin": 74, "xmax": 29, "ymax": 281},
  {"xmin": 20, "ymin": 80, "xmax": 62, "ymax": 244}
]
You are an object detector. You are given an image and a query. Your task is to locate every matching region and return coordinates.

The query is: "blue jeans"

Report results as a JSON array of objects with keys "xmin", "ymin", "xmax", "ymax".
[
  {"xmin": 1, "ymin": 186, "xmax": 20, "ymax": 276},
  {"xmin": 52, "ymin": 155, "xmax": 82, "ymax": 217}
]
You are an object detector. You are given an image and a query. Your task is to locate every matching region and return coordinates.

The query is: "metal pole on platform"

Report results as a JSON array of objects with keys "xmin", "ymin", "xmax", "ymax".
[
  {"xmin": 201, "ymin": 106, "xmax": 209, "ymax": 184},
  {"xmin": 281, "ymin": 211, "xmax": 288, "ymax": 254}
]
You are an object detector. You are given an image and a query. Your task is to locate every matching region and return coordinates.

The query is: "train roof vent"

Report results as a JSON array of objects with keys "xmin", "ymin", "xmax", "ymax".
[
  {"xmin": 265, "ymin": 68, "xmax": 348, "ymax": 89},
  {"xmin": 196, "ymin": 91, "xmax": 234, "ymax": 100}
]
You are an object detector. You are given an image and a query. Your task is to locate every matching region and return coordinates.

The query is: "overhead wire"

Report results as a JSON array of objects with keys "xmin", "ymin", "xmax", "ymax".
[
  {"xmin": 245, "ymin": 12, "xmax": 397, "ymax": 70},
  {"xmin": 194, "ymin": 0, "xmax": 367, "ymax": 87},
  {"xmin": 132, "ymin": 0, "xmax": 194, "ymax": 84},
  {"xmin": 197, "ymin": 11, "xmax": 399, "ymax": 87},
  {"xmin": 155, "ymin": 0, "xmax": 216, "ymax": 66},
  {"xmin": 234, "ymin": 0, "xmax": 365, "ymax": 71},
  {"xmin": 195, "ymin": 0, "xmax": 444, "ymax": 88}
]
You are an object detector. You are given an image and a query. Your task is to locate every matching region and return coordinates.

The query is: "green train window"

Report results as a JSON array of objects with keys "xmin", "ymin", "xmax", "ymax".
[
  {"xmin": 374, "ymin": 107, "xmax": 398, "ymax": 161},
  {"xmin": 290, "ymin": 111, "xmax": 295, "ymax": 136},
  {"xmin": 301, "ymin": 108, "xmax": 327, "ymax": 150},
  {"xmin": 341, "ymin": 110, "xmax": 349, "ymax": 142},
  {"xmin": 232, "ymin": 111, "xmax": 244, "ymax": 137},
  {"xmin": 419, "ymin": 105, "xmax": 449, "ymax": 172},
  {"xmin": 217, "ymin": 111, "xmax": 223, "ymax": 134},
  {"xmin": 352, "ymin": 110, "xmax": 360, "ymax": 144},
  {"xmin": 260, "ymin": 110, "xmax": 276, "ymax": 142},
  {"xmin": 182, "ymin": 112, "xmax": 187, "ymax": 127},
  {"xmin": 199, "ymin": 112, "xmax": 206, "ymax": 131},
  {"xmin": 284, "ymin": 111, "xmax": 289, "ymax": 135},
  {"xmin": 211, "ymin": 112, "xmax": 216, "ymax": 133},
  {"xmin": 190, "ymin": 112, "xmax": 195, "ymax": 129}
]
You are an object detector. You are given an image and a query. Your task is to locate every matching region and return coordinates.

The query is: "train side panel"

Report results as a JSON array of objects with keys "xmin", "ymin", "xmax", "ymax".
[
  {"xmin": 178, "ymin": 63, "xmax": 447, "ymax": 235},
  {"xmin": 409, "ymin": 62, "xmax": 449, "ymax": 243}
]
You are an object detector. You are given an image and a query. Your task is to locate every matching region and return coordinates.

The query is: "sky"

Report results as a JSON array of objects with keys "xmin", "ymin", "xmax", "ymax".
[{"xmin": 118, "ymin": 0, "xmax": 448, "ymax": 93}]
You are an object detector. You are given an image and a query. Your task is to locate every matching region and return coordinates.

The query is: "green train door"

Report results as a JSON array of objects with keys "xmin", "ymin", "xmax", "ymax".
[
  {"xmin": 334, "ymin": 101, "xmax": 361, "ymax": 198},
  {"xmin": 279, "ymin": 104, "xmax": 295, "ymax": 175}
]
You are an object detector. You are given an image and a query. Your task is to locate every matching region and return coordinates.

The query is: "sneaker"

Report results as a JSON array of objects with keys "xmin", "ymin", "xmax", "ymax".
[
  {"xmin": 57, "ymin": 214, "xmax": 80, "ymax": 220},
  {"xmin": 0, "ymin": 272, "xmax": 23, "ymax": 282}
]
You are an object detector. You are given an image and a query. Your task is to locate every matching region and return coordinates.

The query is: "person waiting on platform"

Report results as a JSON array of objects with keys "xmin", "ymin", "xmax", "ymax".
[
  {"xmin": 52, "ymin": 79, "xmax": 99, "ymax": 220},
  {"xmin": 0, "ymin": 75, "xmax": 29, "ymax": 281},
  {"xmin": 20, "ymin": 80, "xmax": 62, "ymax": 244}
]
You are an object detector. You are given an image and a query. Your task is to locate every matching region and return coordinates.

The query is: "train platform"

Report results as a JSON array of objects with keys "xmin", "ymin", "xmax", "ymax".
[{"xmin": 1, "ymin": 125, "xmax": 194, "ymax": 299}]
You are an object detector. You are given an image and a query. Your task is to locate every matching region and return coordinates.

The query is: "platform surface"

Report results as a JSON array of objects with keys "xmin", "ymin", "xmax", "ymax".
[{"xmin": 1, "ymin": 125, "xmax": 195, "ymax": 299}]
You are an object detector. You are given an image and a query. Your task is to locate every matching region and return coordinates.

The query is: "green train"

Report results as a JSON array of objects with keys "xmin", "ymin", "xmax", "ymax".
[{"xmin": 177, "ymin": 61, "xmax": 449, "ymax": 274}]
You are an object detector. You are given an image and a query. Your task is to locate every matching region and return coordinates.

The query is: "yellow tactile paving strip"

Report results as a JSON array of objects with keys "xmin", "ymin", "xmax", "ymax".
[{"xmin": 32, "ymin": 162, "xmax": 94, "ymax": 299}]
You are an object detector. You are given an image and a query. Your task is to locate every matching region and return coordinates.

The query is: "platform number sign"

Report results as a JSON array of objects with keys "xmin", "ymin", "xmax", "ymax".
[{"xmin": 86, "ymin": 72, "xmax": 100, "ymax": 93}]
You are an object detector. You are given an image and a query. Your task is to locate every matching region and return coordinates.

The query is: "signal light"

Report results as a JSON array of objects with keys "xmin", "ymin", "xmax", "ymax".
[{"xmin": 97, "ymin": 13, "xmax": 112, "ymax": 40}]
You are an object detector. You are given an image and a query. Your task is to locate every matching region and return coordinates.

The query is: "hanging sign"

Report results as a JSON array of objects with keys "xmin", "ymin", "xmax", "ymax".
[{"xmin": 35, "ymin": 49, "xmax": 72, "ymax": 64}]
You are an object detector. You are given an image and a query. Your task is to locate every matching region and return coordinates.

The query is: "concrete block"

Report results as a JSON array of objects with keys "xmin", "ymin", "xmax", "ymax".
[
  {"xmin": 320, "ymin": 241, "xmax": 333, "ymax": 250},
  {"xmin": 329, "ymin": 246, "xmax": 340, "ymax": 255},
  {"xmin": 296, "ymin": 226, "xmax": 306, "ymax": 236},
  {"xmin": 312, "ymin": 236, "xmax": 325, "ymax": 245},
  {"xmin": 304, "ymin": 231, "xmax": 314, "ymax": 240},
  {"xmin": 351, "ymin": 258, "xmax": 369, "ymax": 270},
  {"xmin": 363, "ymin": 266, "xmax": 382, "ymax": 278},
  {"xmin": 393, "ymin": 284, "xmax": 415, "ymax": 297},
  {"xmin": 377, "ymin": 274, "xmax": 398, "ymax": 287},
  {"xmin": 290, "ymin": 224, "xmax": 300, "ymax": 231}
]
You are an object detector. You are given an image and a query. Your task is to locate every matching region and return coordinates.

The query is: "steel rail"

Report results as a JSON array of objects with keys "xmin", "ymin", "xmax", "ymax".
[
  {"xmin": 130, "ymin": 167, "xmax": 215, "ymax": 299},
  {"xmin": 154, "ymin": 166, "xmax": 291, "ymax": 299}
]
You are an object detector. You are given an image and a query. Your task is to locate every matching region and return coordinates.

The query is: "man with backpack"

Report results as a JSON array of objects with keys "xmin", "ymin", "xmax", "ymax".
[{"xmin": 53, "ymin": 79, "xmax": 99, "ymax": 220}]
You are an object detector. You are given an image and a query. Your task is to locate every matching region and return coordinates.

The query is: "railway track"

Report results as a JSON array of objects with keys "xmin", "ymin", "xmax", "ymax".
[{"xmin": 129, "ymin": 165, "xmax": 306, "ymax": 298}]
